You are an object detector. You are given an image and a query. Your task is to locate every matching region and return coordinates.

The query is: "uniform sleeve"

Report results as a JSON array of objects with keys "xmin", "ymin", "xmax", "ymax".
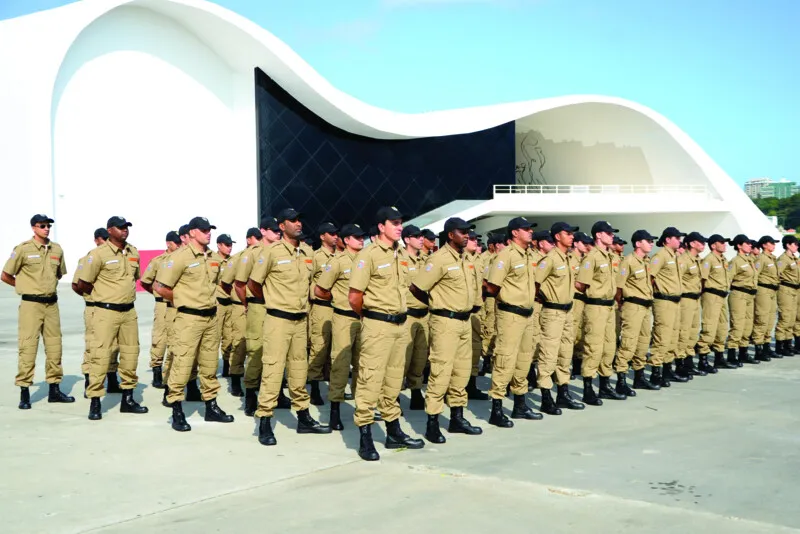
[
  {"xmin": 155, "ymin": 251, "xmax": 184, "ymax": 288},
  {"xmin": 487, "ymin": 251, "xmax": 511, "ymax": 286},
  {"xmin": 249, "ymin": 249, "xmax": 271, "ymax": 285},
  {"xmin": 72, "ymin": 257, "xmax": 85, "ymax": 284},
  {"xmin": 220, "ymin": 255, "xmax": 238, "ymax": 285},
  {"xmin": 58, "ymin": 248, "xmax": 68, "ymax": 277},
  {"xmin": 140, "ymin": 254, "xmax": 160, "ymax": 284},
  {"xmin": 79, "ymin": 249, "xmax": 102, "ymax": 284},
  {"xmin": 413, "ymin": 257, "xmax": 444, "ymax": 291},
  {"xmin": 576, "ymin": 255, "xmax": 595, "ymax": 285},
  {"xmin": 131, "ymin": 249, "xmax": 141, "ymax": 281},
  {"xmin": 234, "ymin": 250, "xmax": 254, "ymax": 283},
  {"xmin": 3, "ymin": 245, "xmax": 23, "ymax": 276},
  {"xmin": 776, "ymin": 256, "xmax": 788, "ymax": 277},
  {"xmin": 700, "ymin": 257, "xmax": 712, "ymax": 280},
  {"xmin": 348, "ymin": 250, "xmax": 372, "ymax": 292},
  {"xmin": 534, "ymin": 256, "xmax": 554, "ymax": 284},
  {"xmin": 649, "ymin": 251, "xmax": 665, "ymax": 278},
  {"xmin": 316, "ymin": 259, "xmax": 340, "ymax": 291},
  {"xmin": 614, "ymin": 257, "xmax": 629, "ymax": 288}
]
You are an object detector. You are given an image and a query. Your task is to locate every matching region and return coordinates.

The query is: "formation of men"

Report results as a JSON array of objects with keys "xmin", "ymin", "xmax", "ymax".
[{"xmin": 5, "ymin": 211, "xmax": 799, "ymax": 462}]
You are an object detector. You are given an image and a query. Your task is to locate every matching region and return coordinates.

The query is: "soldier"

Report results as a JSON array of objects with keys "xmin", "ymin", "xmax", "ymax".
[
  {"xmin": 2, "ymin": 214, "xmax": 73, "ymax": 409},
  {"xmin": 534, "ymin": 222, "xmax": 585, "ymax": 413},
  {"xmin": 314, "ymin": 223, "xmax": 367, "ymax": 430},
  {"xmin": 420, "ymin": 229, "xmax": 437, "ymax": 261},
  {"xmin": 214, "ymin": 234, "xmax": 236, "ymax": 377},
  {"xmin": 76, "ymin": 216, "xmax": 147, "ymax": 420},
  {"xmin": 485, "ymin": 217, "xmax": 543, "ymax": 426},
  {"xmin": 399, "ymin": 224, "xmax": 429, "ymax": 409},
  {"xmin": 219, "ymin": 231, "xmax": 252, "ymax": 397},
  {"xmin": 410, "ymin": 217, "xmax": 483, "ymax": 443},
  {"xmin": 464, "ymin": 230, "xmax": 489, "ymax": 400},
  {"xmin": 611, "ymin": 237, "xmax": 626, "ymax": 344},
  {"xmin": 696, "ymin": 235, "xmax": 734, "ymax": 372},
  {"xmin": 479, "ymin": 234, "xmax": 500, "ymax": 375},
  {"xmin": 753, "ymin": 235, "xmax": 779, "ymax": 362},
  {"xmin": 349, "ymin": 206, "xmax": 425, "ymax": 461},
  {"xmin": 570, "ymin": 232, "xmax": 593, "ymax": 379},
  {"xmin": 775, "ymin": 235, "xmax": 799, "ymax": 356},
  {"xmin": 615, "ymin": 230, "xmax": 659, "ymax": 391},
  {"xmin": 676, "ymin": 232, "xmax": 707, "ymax": 378},
  {"xmin": 726, "ymin": 234, "xmax": 758, "ymax": 366},
  {"xmin": 308, "ymin": 222, "xmax": 339, "ymax": 405},
  {"xmin": 526, "ymin": 230, "xmax": 551, "ymax": 387},
  {"xmin": 249, "ymin": 208, "xmax": 331, "ymax": 446}
]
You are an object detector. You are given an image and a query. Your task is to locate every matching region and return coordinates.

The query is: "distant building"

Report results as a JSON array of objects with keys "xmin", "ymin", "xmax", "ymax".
[
  {"xmin": 745, "ymin": 178, "xmax": 774, "ymax": 199},
  {"xmin": 745, "ymin": 177, "xmax": 798, "ymax": 199}
]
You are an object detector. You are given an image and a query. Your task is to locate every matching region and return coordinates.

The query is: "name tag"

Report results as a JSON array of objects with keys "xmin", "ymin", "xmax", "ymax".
[
  {"xmin": 556, "ymin": 265, "xmax": 566, "ymax": 270},
  {"xmin": 105, "ymin": 259, "xmax": 119, "ymax": 265},
  {"xmin": 276, "ymin": 260, "xmax": 291, "ymax": 265},
  {"xmin": 188, "ymin": 262, "xmax": 200, "ymax": 268},
  {"xmin": 689, "ymin": 265, "xmax": 697, "ymax": 270},
  {"xmin": 513, "ymin": 263, "xmax": 524, "ymax": 269},
  {"xmin": 447, "ymin": 266, "xmax": 460, "ymax": 271},
  {"xmin": 768, "ymin": 263, "xmax": 774, "ymax": 267},
  {"xmin": 409, "ymin": 267, "xmax": 416, "ymax": 271},
  {"xmin": 740, "ymin": 265, "xmax": 749, "ymax": 270},
  {"xmin": 714, "ymin": 265, "xmax": 722, "ymax": 269},
  {"xmin": 27, "ymin": 254, "xmax": 40, "ymax": 259},
  {"xmin": 634, "ymin": 269, "xmax": 645, "ymax": 274},
  {"xmin": 343, "ymin": 269, "xmax": 351, "ymax": 274},
  {"xmin": 377, "ymin": 263, "xmax": 391, "ymax": 269},
  {"xmin": 599, "ymin": 263, "xmax": 608, "ymax": 268},
  {"xmin": 667, "ymin": 261, "xmax": 675, "ymax": 265}
]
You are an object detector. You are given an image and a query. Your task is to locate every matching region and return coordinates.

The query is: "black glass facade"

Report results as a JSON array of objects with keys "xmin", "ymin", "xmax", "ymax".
[{"xmin": 255, "ymin": 68, "xmax": 515, "ymax": 232}]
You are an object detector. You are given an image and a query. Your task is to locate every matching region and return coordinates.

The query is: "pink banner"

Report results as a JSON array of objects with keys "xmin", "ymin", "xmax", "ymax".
[{"xmin": 136, "ymin": 249, "xmax": 162, "ymax": 292}]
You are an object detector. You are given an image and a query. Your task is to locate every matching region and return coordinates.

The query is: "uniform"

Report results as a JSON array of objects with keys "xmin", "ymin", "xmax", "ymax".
[
  {"xmin": 141, "ymin": 251, "xmax": 170, "ymax": 378},
  {"xmin": 775, "ymin": 250, "xmax": 799, "ymax": 353},
  {"xmin": 752, "ymin": 249, "xmax": 779, "ymax": 359},
  {"xmin": 308, "ymin": 246, "xmax": 336, "ymax": 400},
  {"xmin": 677, "ymin": 251, "xmax": 702, "ymax": 374},
  {"xmin": 649, "ymin": 245, "xmax": 685, "ymax": 383},
  {"xmin": 214, "ymin": 252, "xmax": 234, "ymax": 373},
  {"xmin": 616, "ymin": 250, "xmax": 658, "ymax": 390},
  {"xmin": 696, "ymin": 250, "xmax": 731, "ymax": 369},
  {"xmin": 569, "ymin": 250, "xmax": 586, "ymax": 375},
  {"xmin": 401, "ymin": 247, "xmax": 429, "ymax": 408},
  {"xmin": 480, "ymin": 250, "xmax": 498, "ymax": 363},
  {"xmin": 235, "ymin": 243, "xmax": 266, "ymax": 393},
  {"xmin": 220, "ymin": 251, "xmax": 247, "ymax": 381},
  {"xmin": 727, "ymin": 253, "xmax": 757, "ymax": 351},
  {"xmin": 464, "ymin": 249, "xmax": 487, "ymax": 398}
]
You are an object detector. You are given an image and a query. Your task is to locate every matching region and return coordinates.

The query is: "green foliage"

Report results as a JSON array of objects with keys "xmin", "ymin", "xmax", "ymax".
[{"xmin": 753, "ymin": 194, "xmax": 800, "ymax": 230}]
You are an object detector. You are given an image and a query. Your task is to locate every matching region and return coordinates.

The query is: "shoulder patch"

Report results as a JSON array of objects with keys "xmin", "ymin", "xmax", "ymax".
[
  {"xmin": 167, "ymin": 260, "xmax": 174, "ymax": 268},
  {"xmin": 258, "ymin": 257, "xmax": 264, "ymax": 264},
  {"xmin": 496, "ymin": 260, "xmax": 504, "ymax": 270},
  {"xmin": 325, "ymin": 264, "xmax": 332, "ymax": 271},
  {"xmin": 242, "ymin": 256, "xmax": 248, "ymax": 263},
  {"xmin": 620, "ymin": 267, "xmax": 626, "ymax": 276},
  {"xmin": 703, "ymin": 262, "xmax": 709, "ymax": 269},
  {"xmin": 651, "ymin": 258, "xmax": 658, "ymax": 265},
  {"xmin": 584, "ymin": 261, "xmax": 591, "ymax": 269},
  {"xmin": 9, "ymin": 251, "xmax": 15, "ymax": 259},
  {"xmin": 539, "ymin": 260, "xmax": 546, "ymax": 269},
  {"xmin": 357, "ymin": 259, "xmax": 365, "ymax": 269},
  {"xmin": 425, "ymin": 263, "xmax": 434, "ymax": 272},
  {"xmin": 87, "ymin": 256, "xmax": 93, "ymax": 264}
]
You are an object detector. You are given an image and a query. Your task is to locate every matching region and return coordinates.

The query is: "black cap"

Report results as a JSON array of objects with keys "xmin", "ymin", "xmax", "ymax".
[
  {"xmin": 341, "ymin": 223, "xmax": 367, "ymax": 238},
  {"xmin": 188, "ymin": 216, "xmax": 216, "ymax": 231},
  {"xmin": 591, "ymin": 221, "xmax": 618, "ymax": 236},
  {"xmin": 178, "ymin": 224, "xmax": 190, "ymax": 237},
  {"xmin": 94, "ymin": 228, "xmax": 110, "ymax": 240},
  {"xmin": 708, "ymin": 234, "xmax": 730, "ymax": 245},
  {"xmin": 107, "ymin": 216, "xmax": 132, "ymax": 229},
  {"xmin": 216, "ymin": 234, "xmax": 235, "ymax": 245},
  {"xmin": 421, "ymin": 229, "xmax": 437, "ymax": 241},
  {"xmin": 318, "ymin": 222, "xmax": 338, "ymax": 235},
  {"xmin": 368, "ymin": 225, "xmax": 379, "ymax": 237},
  {"xmin": 631, "ymin": 230, "xmax": 657, "ymax": 244},
  {"xmin": 685, "ymin": 231, "xmax": 707, "ymax": 244},
  {"xmin": 612, "ymin": 236, "xmax": 628, "ymax": 246},
  {"xmin": 782, "ymin": 235, "xmax": 798, "ymax": 247},
  {"xmin": 534, "ymin": 230, "xmax": 554, "ymax": 243},
  {"xmin": 731, "ymin": 234, "xmax": 750, "ymax": 247},
  {"xmin": 260, "ymin": 217, "xmax": 280, "ymax": 232},
  {"xmin": 550, "ymin": 222, "xmax": 578, "ymax": 235},
  {"xmin": 574, "ymin": 231, "xmax": 594, "ymax": 245},
  {"xmin": 508, "ymin": 217, "xmax": 535, "ymax": 231},
  {"xmin": 402, "ymin": 225, "xmax": 423, "ymax": 239},
  {"xmin": 30, "ymin": 214, "xmax": 54, "ymax": 226},
  {"xmin": 660, "ymin": 227, "xmax": 686, "ymax": 239},
  {"xmin": 165, "ymin": 231, "xmax": 180, "ymax": 244},
  {"xmin": 749, "ymin": 239, "xmax": 759, "ymax": 248},
  {"xmin": 376, "ymin": 206, "xmax": 403, "ymax": 224},
  {"xmin": 468, "ymin": 230, "xmax": 480, "ymax": 240},
  {"xmin": 276, "ymin": 208, "xmax": 301, "ymax": 222},
  {"xmin": 246, "ymin": 227, "xmax": 262, "ymax": 239},
  {"xmin": 443, "ymin": 217, "xmax": 475, "ymax": 234}
]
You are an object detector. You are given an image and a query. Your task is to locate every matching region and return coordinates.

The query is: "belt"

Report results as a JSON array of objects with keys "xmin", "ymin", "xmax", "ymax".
[
  {"xmin": 703, "ymin": 287, "xmax": 729, "ymax": 298},
  {"xmin": 217, "ymin": 297, "xmax": 232, "ymax": 306},
  {"xmin": 758, "ymin": 282, "xmax": 779, "ymax": 291},
  {"xmin": 541, "ymin": 301, "xmax": 573, "ymax": 311},
  {"xmin": 178, "ymin": 306, "xmax": 216, "ymax": 317},
  {"xmin": 584, "ymin": 297, "xmax": 615, "ymax": 307},
  {"xmin": 21, "ymin": 294, "xmax": 57, "ymax": 304},
  {"xmin": 362, "ymin": 309, "xmax": 407, "ymax": 324},
  {"xmin": 623, "ymin": 296, "xmax": 653, "ymax": 308},
  {"xmin": 653, "ymin": 293, "xmax": 681, "ymax": 303},
  {"xmin": 232, "ymin": 300, "xmax": 245, "ymax": 306},
  {"xmin": 731, "ymin": 286, "xmax": 757, "ymax": 296},
  {"xmin": 573, "ymin": 292, "xmax": 587, "ymax": 302},
  {"xmin": 430, "ymin": 309, "xmax": 471, "ymax": 321},
  {"xmin": 407, "ymin": 307, "xmax": 428, "ymax": 319},
  {"xmin": 497, "ymin": 302, "xmax": 534, "ymax": 317},
  {"xmin": 166, "ymin": 301, "xmax": 174, "ymax": 308},
  {"xmin": 311, "ymin": 299, "xmax": 332, "ymax": 308},
  {"xmin": 154, "ymin": 297, "xmax": 165, "ymax": 303},
  {"xmin": 85, "ymin": 301, "xmax": 97, "ymax": 308},
  {"xmin": 681, "ymin": 292, "xmax": 701, "ymax": 300},
  {"xmin": 482, "ymin": 289, "xmax": 494, "ymax": 300},
  {"xmin": 267, "ymin": 308, "xmax": 307, "ymax": 321},
  {"xmin": 334, "ymin": 308, "xmax": 360, "ymax": 319},
  {"xmin": 471, "ymin": 305, "xmax": 482, "ymax": 314},
  {"xmin": 246, "ymin": 297, "xmax": 265, "ymax": 305},
  {"xmin": 94, "ymin": 302, "xmax": 135, "ymax": 312},
  {"xmin": 780, "ymin": 281, "xmax": 800, "ymax": 290}
]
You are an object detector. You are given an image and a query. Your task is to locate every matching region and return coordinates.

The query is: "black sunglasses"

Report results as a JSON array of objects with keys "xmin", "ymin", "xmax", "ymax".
[{"xmin": 36, "ymin": 223, "xmax": 52, "ymax": 229}]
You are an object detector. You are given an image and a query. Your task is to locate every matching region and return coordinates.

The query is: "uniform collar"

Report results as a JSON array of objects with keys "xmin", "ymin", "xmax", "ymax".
[
  {"xmin": 28, "ymin": 238, "xmax": 49, "ymax": 250},
  {"xmin": 552, "ymin": 247, "xmax": 568, "ymax": 262},
  {"xmin": 106, "ymin": 240, "xmax": 127, "ymax": 254},
  {"xmin": 188, "ymin": 242, "xmax": 207, "ymax": 257},
  {"xmin": 510, "ymin": 241, "xmax": 528, "ymax": 256},
  {"xmin": 346, "ymin": 249, "xmax": 358, "ymax": 260},
  {"xmin": 279, "ymin": 237, "xmax": 306, "ymax": 255},
  {"xmin": 442, "ymin": 242, "xmax": 462, "ymax": 261},
  {"xmin": 375, "ymin": 238, "xmax": 397, "ymax": 252}
]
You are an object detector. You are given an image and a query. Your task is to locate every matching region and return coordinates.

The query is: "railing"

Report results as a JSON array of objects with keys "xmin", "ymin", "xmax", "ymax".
[{"xmin": 494, "ymin": 184, "xmax": 708, "ymax": 196}]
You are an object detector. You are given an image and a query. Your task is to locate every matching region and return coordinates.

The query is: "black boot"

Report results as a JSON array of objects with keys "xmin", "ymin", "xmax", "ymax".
[
  {"xmin": 794, "ymin": 336, "xmax": 800, "ymax": 355},
  {"xmin": 120, "ymin": 389, "xmax": 148, "ymax": 414},
  {"xmin": 674, "ymin": 359, "xmax": 693, "ymax": 380},
  {"xmin": 409, "ymin": 388, "xmax": 425, "ymax": 410},
  {"xmin": 466, "ymin": 376, "xmax": 489, "ymax": 400},
  {"xmin": 526, "ymin": 364, "xmax": 537, "ymax": 391},
  {"xmin": 309, "ymin": 380, "xmax": 325, "ymax": 406},
  {"xmin": 698, "ymin": 353, "xmax": 716, "ymax": 374},
  {"xmin": 488, "ymin": 398, "xmax": 514, "ymax": 428},
  {"xmin": 48, "ymin": 383, "xmax": 75, "ymax": 403},
  {"xmin": 539, "ymin": 388, "xmax": 562, "ymax": 415},
  {"xmin": 633, "ymin": 368, "xmax": 661, "ymax": 390},
  {"xmin": 686, "ymin": 355, "xmax": 707, "ymax": 376},
  {"xmin": 785, "ymin": 339, "xmax": 795, "ymax": 356},
  {"xmin": 244, "ymin": 388, "xmax": 258, "ymax": 416},
  {"xmin": 763, "ymin": 342, "xmax": 779, "ymax": 359},
  {"xmin": 615, "ymin": 373, "xmax": 636, "ymax": 397},
  {"xmin": 715, "ymin": 350, "xmax": 736, "ymax": 370},
  {"xmin": 83, "ymin": 373, "xmax": 89, "ymax": 398},
  {"xmin": 204, "ymin": 398, "xmax": 234, "ymax": 422},
  {"xmin": 88, "ymin": 397, "xmax": 102, "ymax": 420},
  {"xmin": 479, "ymin": 355, "xmax": 492, "ymax": 376},
  {"xmin": 297, "ymin": 408, "xmax": 332, "ymax": 434},
  {"xmin": 106, "ymin": 372, "xmax": 123, "ymax": 394},
  {"xmin": 664, "ymin": 362, "xmax": 688, "ymax": 383},
  {"xmin": 185, "ymin": 379, "xmax": 202, "ymax": 401},
  {"xmin": 171, "ymin": 401, "xmax": 191, "ymax": 431},
  {"xmin": 385, "ymin": 419, "xmax": 424, "ymax": 449},
  {"xmin": 726, "ymin": 348, "xmax": 740, "ymax": 368},
  {"xmin": 358, "ymin": 424, "xmax": 379, "ymax": 461},
  {"xmin": 277, "ymin": 387, "xmax": 291, "ymax": 409},
  {"xmin": 258, "ymin": 416, "xmax": 276, "ymax": 445},
  {"xmin": 448, "ymin": 406, "xmax": 482, "ymax": 434},
  {"xmin": 230, "ymin": 375, "xmax": 244, "ymax": 397},
  {"xmin": 582, "ymin": 377, "xmax": 603, "ymax": 405},
  {"xmin": 329, "ymin": 401, "xmax": 344, "ymax": 431},
  {"xmin": 599, "ymin": 376, "xmax": 625, "ymax": 399},
  {"xmin": 570, "ymin": 356, "xmax": 581, "ymax": 380},
  {"xmin": 152, "ymin": 366, "xmax": 164, "ymax": 389},
  {"xmin": 221, "ymin": 359, "xmax": 230, "ymax": 378},
  {"xmin": 19, "ymin": 386, "xmax": 31, "ymax": 410},
  {"xmin": 511, "ymin": 393, "xmax": 543, "ymax": 419},
  {"xmin": 650, "ymin": 366, "xmax": 670, "ymax": 388},
  {"xmin": 162, "ymin": 388, "xmax": 170, "ymax": 407},
  {"xmin": 425, "ymin": 414, "xmax": 446, "ymax": 443},
  {"xmin": 556, "ymin": 384, "xmax": 585, "ymax": 409},
  {"xmin": 740, "ymin": 346, "xmax": 759, "ymax": 364}
]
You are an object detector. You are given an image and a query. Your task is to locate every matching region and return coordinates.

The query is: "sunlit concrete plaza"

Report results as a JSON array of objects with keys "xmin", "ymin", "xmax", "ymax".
[{"xmin": 1, "ymin": 285, "xmax": 799, "ymax": 534}]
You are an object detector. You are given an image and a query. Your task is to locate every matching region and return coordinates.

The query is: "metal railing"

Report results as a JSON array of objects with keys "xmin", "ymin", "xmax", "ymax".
[{"xmin": 494, "ymin": 184, "xmax": 708, "ymax": 196}]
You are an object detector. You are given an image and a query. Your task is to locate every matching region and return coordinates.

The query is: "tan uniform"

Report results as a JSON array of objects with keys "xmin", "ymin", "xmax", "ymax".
[
  {"xmin": 141, "ymin": 251, "xmax": 170, "ymax": 369},
  {"xmin": 753, "ymin": 252, "xmax": 779, "ymax": 345},
  {"xmin": 696, "ymin": 252, "xmax": 730, "ymax": 354},
  {"xmin": 530, "ymin": 249, "xmax": 544, "ymax": 364},
  {"xmin": 249, "ymin": 239, "xmax": 313, "ymax": 418},
  {"xmin": 465, "ymin": 251, "xmax": 483, "ymax": 375},
  {"xmin": 157, "ymin": 244, "xmax": 223, "ymax": 403},
  {"xmin": 487, "ymin": 242, "xmax": 536, "ymax": 397},
  {"xmin": 569, "ymin": 250, "xmax": 586, "ymax": 361},
  {"xmin": 611, "ymin": 252, "xmax": 623, "ymax": 343},
  {"xmin": 220, "ymin": 251, "xmax": 246, "ymax": 375},
  {"xmin": 349, "ymin": 239, "xmax": 409, "ymax": 427},
  {"xmin": 414, "ymin": 244, "xmax": 474, "ymax": 415},
  {"xmin": 727, "ymin": 253, "xmax": 757, "ymax": 348},
  {"xmin": 401, "ymin": 248, "xmax": 429, "ymax": 389},
  {"xmin": 214, "ymin": 252, "xmax": 234, "ymax": 367},
  {"xmin": 677, "ymin": 252, "xmax": 702, "ymax": 359},
  {"xmin": 3, "ymin": 239, "xmax": 66, "ymax": 387},
  {"xmin": 534, "ymin": 247, "xmax": 576, "ymax": 388},
  {"xmin": 576, "ymin": 247, "xmax": 616, "ymax": 377},
  {"xmin": 235, "ymin": 243, "xmax": 266, "ymax": 389},
  {"xmin": 75, "ymin": 255, "xmax": 119, "ymax": 376},
  {"xmin": 615, "ymin": 253, "xmax": 653, "ymax": 372},
  {"xmin": 775, "ymin": 251, "xmax": 799, "ymax": 342},
  {"xmin": 308, "ymin": 247, "xmax": 336, "ymax": 381},
  {"xmin": 79, "ymin": 241, "xmax": 141, "ymax": 397},
  {"xmin": 649, "ymin": 247, "xmax": 683, "ymax": 366},
  {"xmin": 159, "ymin": 250, "xmax": 182, "ymax": 385},
  {"xmin": 480, "ymin": 251, "xmax": 498, "ymax": 357}
]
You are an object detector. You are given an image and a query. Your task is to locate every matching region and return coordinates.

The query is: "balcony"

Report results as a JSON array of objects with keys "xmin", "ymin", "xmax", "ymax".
[{"xmin": 494, "ymin": 184, "xmax": 709, "ymax": 196}]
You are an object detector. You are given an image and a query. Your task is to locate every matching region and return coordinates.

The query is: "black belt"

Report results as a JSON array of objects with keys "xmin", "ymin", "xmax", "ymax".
[
  {"xmin": 246, "ymin": 297, "xmax": 265, "ymax": 305},
  {"xmin": 94, "ymin": 302, "xmax": 135, "ymax": 312},
  {"xmin": 267, "ymin": 308, "xmax": 307, "ymax": 321},
  {"xmin": 232, "ymin": 300, "xmax": 245, "ymax": 306},
  {"xmin": 681, "ymin": 292, "xmax": 701, "ymax": 300},
  {"xmin": 482, "ymin": 289, "xmax": 494, "ymax": 300},
  {"xmin": 362, "ymin": 309, "xmax": 407, "ymax": 324},
  {"xmin": 166, "ymin": 301, "xmax": 174, "ymax": 308},
  {"xmin": 573, "ymin": 292, "xmax": 587, "ymax": 302},
  {"xmin": 85, "ymin": 301, "xmax": 97, "ymax": 308},
  {"xmin": 780, "ymin": 281, "xmax": 800, "ymax": 290},
  {"xmin": 497, "ymin": 302, "xmax": 534, "ymax": 317},
  {"xmin": 21, "ymin": 294, "xmax": 57, "ymax": 304},
  {"xmin": 584, "ymin": 297, "xmax": 615, "ymax": 307},
  {"xmin": 334, "ymin": 308, "xmax": 360, "ymax": 319},
  {"xmin": 471, "ymin": 305, "xmax": 482, "ymax": 314},
  {"xmin": 178, "ymin": 306, "xmax": 216, "ymax": 317},
  {"xmin": 430, "ymin": 309, "xmax": 471, "ymax": 321},
  {"xmin": 654, "ymin": 293, "xmax": 681, "ymax": 303},
  {"xmin": 758, "ymin": 283, "xmax": 779, "ymax": 291},
  {"xmin": 407, "ymin": 307, "xmax": 428, "ymax": 319},
  {"xmin": 731, "ymin": 286, "xmax": 757, "ymax": 296},
  {"xmin": 311, "ymin": 299, "xmax": 332, "ymax": 308},
  {"xmin": 703, "ymin": 287, "xmax": 729, "ymax": 298},
  {"xmin": 217, "ymin": 297, "xmax": 232, "ymax": 306},
  {"xmin": 623, "ymin": 296, "xmax": 653, "ymax": 308},
  {"xmin": 541, "ymin": 301, "xmax": 573, "ymax": 311},
  {"xmin": 154, "ymin": 297, "xmax": 165, "ymax": 303}
]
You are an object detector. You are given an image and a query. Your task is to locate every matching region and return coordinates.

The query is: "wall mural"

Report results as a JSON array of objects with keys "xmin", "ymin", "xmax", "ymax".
[{"xmin": 515, "ymin": 131, "xmax": 547, "ymax": 185}]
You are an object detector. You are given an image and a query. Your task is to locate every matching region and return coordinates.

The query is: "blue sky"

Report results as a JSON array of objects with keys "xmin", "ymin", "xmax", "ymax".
[{"xmin": 2, "ymin": 0, "xmax": 797, "ymax": 185}]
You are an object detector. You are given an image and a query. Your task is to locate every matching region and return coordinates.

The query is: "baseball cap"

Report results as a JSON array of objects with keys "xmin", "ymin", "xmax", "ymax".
[
  {"xmin": 534, "ymin": 230, "xmax": 554, "ymax": 243},
  {"xmin": 631, "ymin": 230, "xmax": 657, "ymax": 243},
  {"xmin": 468, "ymin": 230, "xmax": 481, "ymax": 240},
  {"xmin": 368, "ymin": 225, "xmax": 379, "ymax": 238},
  {"xmin": 94, "ymin": 228, "xmax": 110, "ymax": 240},
  {"xmin": 707, "ymin": 234, "xmax": 730, "ymax": 245},
  {"xmin": 188, "ymin": 216, "xmax": 216, "ymax": 231},
  {"xmin": 550, "ymin": 222, "xmax": 578, "ymax": 236},
  {"xmin": 421, "ymin": 229, "xmax": 437, "ymax": 241},
  {"xmin": 260, "ymin": 217, "xmax": 280, "ymax": 232},
  {"xmin": 684, "ymin": 231, "xmax": 707, "ymax": 244},
  {"xmin": 591, "ymin": 221, "xmax": 618, "ymax": 236},
  {"xmin": 660, "ymin": 227, "xmax": 686, "ymax": 239},
  {"xmin": 749, "ymin": 239, "xmax": 759, "ymax": 248},
  {"xmin": 612, "ymin": 236, "xmax": 628, "ymax": 246},
  {"xmin": 216, "ymin": 234, "xmax": 235, "ymax": 245},
  {"xmin": 107, "ymin": 216, "xmax": 132, "ymax": 229},
  {"xmin": 276, "ymin": 208, "xmax": 301, "ymax": 222},
  {"xmin": 165, "ymin": 230, "xmax": 180, "ymax": 244},
  {"xmin": 782, "ymin": 235, "xmax": 798, "ymax": 247},
  {"xmin": 508, "ymin": 217, "xmax": 536, "ymax": 231},
  {"xmin": 376, "ymin": 206, "xmax": 403, "ymax": 224},
  {"xmin": 246, "ymin": 227, "xmax": 262, "ymax": 239},
  {"xmin": 178, "ymin": 224, "xmax": 190, "ymax": 237},
  {"xmin": 341, "ymin": 223, "xmax": 367, "ymax": 238},
  {"xmin": 318, "ymin": 222, "xmax": 338, "ymax": 235},
  {"xmin": 30, "ymin": 214, "xmax": 54, "ymax": 226},
  {"xmin": 574, "ymin": 231, "xmax": 594, "ymax": 245},
  {"xmin": 443, "ymin": 217, "xmax": 475, "ymax": 234},
  {"xmin": 731, "ymin": 234, "xmax": 750, "ymax": 247},
  {"xmin": 402, "ymin": 225, "xmax": 423, "ymax": 239}
]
